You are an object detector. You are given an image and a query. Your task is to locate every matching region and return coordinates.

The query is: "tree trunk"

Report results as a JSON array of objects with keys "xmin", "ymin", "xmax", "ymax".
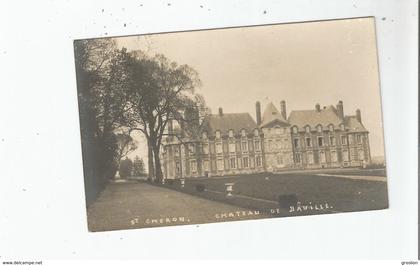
[
  {"xmin": 153, "ymin": 145, "xmax": 163, "ymax": 183},
  {"xmin": 147, "ymin": 139, "xmax": 155, "ymax": 181}
]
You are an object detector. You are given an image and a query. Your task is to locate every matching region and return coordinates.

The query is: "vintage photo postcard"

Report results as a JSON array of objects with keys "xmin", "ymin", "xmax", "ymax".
[{"xmin": 74, "ymin": 17, "xmax": 388, "ymax": 232}]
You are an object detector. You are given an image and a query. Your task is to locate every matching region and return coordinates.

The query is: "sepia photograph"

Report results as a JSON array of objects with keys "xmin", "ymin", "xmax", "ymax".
[{"xmin": 74, "ymin": 17, "xmax": 388, "ymax": 232}]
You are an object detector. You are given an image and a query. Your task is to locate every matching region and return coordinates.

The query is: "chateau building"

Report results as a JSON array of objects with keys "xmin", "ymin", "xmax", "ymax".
[{"xmin": 162, "ymin": 100, "xmax": 371, "ymax": 179}]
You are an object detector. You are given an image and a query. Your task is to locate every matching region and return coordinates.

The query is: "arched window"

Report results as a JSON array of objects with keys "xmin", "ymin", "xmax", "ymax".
[
  {"xmin": 292, "ymin": 126, "xmax": 298, "ymax": 134},
  {"xmin": 317, "ymin": 125, "xmax": 322, "ymax": 133},
  {"xmin": 254, "ymin": 129, "xmax": 259, "ymax": 137},
  {"xmin": 305, "ymin": 126, "xmax": 311, "ymax": 133},
  {"xmin": 228, "ymin": 129, "xmax": 234, "ymax": 138}
]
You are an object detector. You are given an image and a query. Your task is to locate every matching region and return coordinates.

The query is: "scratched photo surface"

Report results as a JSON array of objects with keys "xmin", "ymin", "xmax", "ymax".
[{"xmin": 74, "ymin": 17, "xmax": 388, "ymax": 232}]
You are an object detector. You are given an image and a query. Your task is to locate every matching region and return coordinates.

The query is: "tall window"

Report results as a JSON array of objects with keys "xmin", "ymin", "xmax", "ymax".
[
  {"xmin": 176, "ymin": 162, "xmax": 181, "ymax": 173},
  {"xmin": 306, "ymin": 137, "xmax": 312, "ymax": 147},
  {"xmin": 215, "ymin": 130, "xmax": 221, "ymax": 139},
  {"xmin": 237, "ymin": 157, "xmax": 242, "ymax": 169},
  {"xmin": 307, "ymin": 151, "xmax": 314, "ymax": 164},
  {"xmin": 216, "ymin": 143, "xmax": 222, "ymax": 153},
  {"xmin": 294, "ymin": 138, "xmax": 300, "ymax": 148},
  {"xmin": 357, "ymin": 134, "xmax": 362, "ymax": 144},
  {"xmin": 341, "ymin": 135, "xmax": 348, "ymax": 145},
  {"xmin": 342, "ymin": 149, "xmax": 349, "ymax": 161},
  {"xmin": 175, "ymin": 147, "xmax": 180, "ymax": 157},
  {"xmin": 348, "ymin": 135, "xmax": 354, "ymax": 144},
  {"xmin": 241, "ymin": 141, "xmax": 248, "ymax": 151},
  {"xmin": 217, "ymin": 159, "xmax": 224, "ymax": 170},
  {"xmin": 243, "ymin": 157, "xmax": 249, "ymax": 168},
  {"xmin": 268, "ymin": 140, "xmax": 273, "ymax": 150},
  {"xmin": 331, "ymin": 150, "xmax": 337, "ymax": 162},
  {"xmin": 211, "ymin": 159, "xmax": 216, "ymax": 170},
  {"xmin": 276, "ymin": 139, "xmax": 281, "ymax": 149},
  {"xmin": 256, "ymin": 156, "xmax": 262, "ymax": 167},
  {"xmin": 224, "ymin": 158, "xmax": 230, "ymax": 170},
  {"xmin": 295, "ymin": 153, "xmax": 301, "ymax": 163},
  {"xmin": 230, "ymin": 158, "xmax": 236, "ymax": 169},
  {"xmin": 319, "ymin": 151, "xmax": 326, "ymax": 163},
  {"xmin": 189, "ymin": 144, "xmax": 195, "ymax": 155},
  {"xmin": 229, "ymin": 142, "xmax": 236, "ymax": 153},
  {"xmin": 318, "ymin": 137, "xmax": 324, "ymax": 147},
  {"xmin": 277, "ymin": 155, "xmax": 283, "ymax": 165},
  {"xmin": 358, "ymin": 149, "xmax": 365, "ymax": 161},
  {"xmin": 190, "ymin": 160, "xmax": 197, "ymax": 173},
  {"xmin": 203, "ymin": 160, "xmax": 210, "ymax": 171},
  {"xmin": 275, "ymin": 127, "xmax": 281, "ymax": 135},
  {"xmin": 330, "ymin": 136, "xmax": 336, "ymax": 146},
  {"xmin": 255, "ymin": 140, "xmax": 261, "ymax": 151}
]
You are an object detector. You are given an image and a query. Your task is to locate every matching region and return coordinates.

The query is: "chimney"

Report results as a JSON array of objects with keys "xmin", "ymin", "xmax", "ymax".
[
  {"xmin": 336, "ymin": 100, "xmax": 344, "ymax": 120},
  {"xmin": 280, "ymin": 100, "xmax": 287, "ymax": 120},
  {"xmin": 256, "ymin": 101, "xmax": 262, "ymax": 125},
  {"xmin": 218, "ymin": 107, "xmax": 223, "ymax": 116},
  {"xmin": 356, "ymin": 109, "xmax": 362, "ymax": 123},
  {"xmin": 315, "ymin": 103, "xmax": 320, "ymax": 112}
]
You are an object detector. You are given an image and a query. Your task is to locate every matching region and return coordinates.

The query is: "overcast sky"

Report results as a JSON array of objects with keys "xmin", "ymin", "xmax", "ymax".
[{"xmin": 115, "ymin": 17, "xmax": 385, "ymax": 165}]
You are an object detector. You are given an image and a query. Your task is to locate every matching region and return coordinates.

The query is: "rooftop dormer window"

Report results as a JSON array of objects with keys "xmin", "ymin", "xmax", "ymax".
[
  {"xmin": 317, "ymin": 125, "xmax": 322, "ymax": 133},
  {"xmin": 228, "ymin": 129, "xmax": 234, "ymax": 138},
  {"xmin": 254, "ymin": 129, "xmax": 259, "ymax": 137},
  {"xmin": 292, "ymin": 126, "xmax": 298, "ymax": 134},
  {"xmin": 202, "ymin": 131, "xmax": 207, "ymax": 139},
  {"xmin": 241, "ymin": 129, "xmax": 246, "ymax": 137},
  {"xmin": 305, "ymin": 126, "xmax": 311, "ymax": 133},
  {"xmin": 215, "ymin": 130, "xmax": 221, "ymax": 139},
  {"xmin": 329, "ymin": 124, "xmax": 334, "ymax": 132}
]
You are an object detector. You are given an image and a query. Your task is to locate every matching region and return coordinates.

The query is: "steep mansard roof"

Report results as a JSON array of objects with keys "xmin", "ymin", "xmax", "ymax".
[
  {"xmin": 288, "ymin": 105, "xmax": 367, "ymax": 132},
  {"xmin": 260, "ymin": 102, "xmax": 288, "ymax": 127},
  {"xmin": 288, "ymin": 105, "xmax": 342, "ymax": 129},
  {"xmin": 202, "ymin": 113, "xmax": 257, "ymax": 135},
  {"xmin": 344, "ymin": 116, "xmax": 367, "ymax": 132}
]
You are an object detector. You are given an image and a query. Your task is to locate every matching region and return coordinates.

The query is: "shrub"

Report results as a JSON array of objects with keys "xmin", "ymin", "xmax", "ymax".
[{"xmin": 195, "ymin": 184, "xmax": 205, "ymax": 192}]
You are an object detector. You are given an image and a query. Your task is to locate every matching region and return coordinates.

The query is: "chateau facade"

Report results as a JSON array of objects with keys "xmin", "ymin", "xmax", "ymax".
[{"xmin": 161, "ymin": 100, "xmax": 371, "ymax": 179}]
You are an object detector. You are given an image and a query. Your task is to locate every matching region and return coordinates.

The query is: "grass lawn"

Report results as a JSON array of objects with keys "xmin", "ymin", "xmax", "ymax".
[
  {"xmin": 154, "ymin": 168, "xmax": 388, "ymax": 215},
  {"xmin": 87, "ymin": 181, "xmax": 266, "ymax": 232}
]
